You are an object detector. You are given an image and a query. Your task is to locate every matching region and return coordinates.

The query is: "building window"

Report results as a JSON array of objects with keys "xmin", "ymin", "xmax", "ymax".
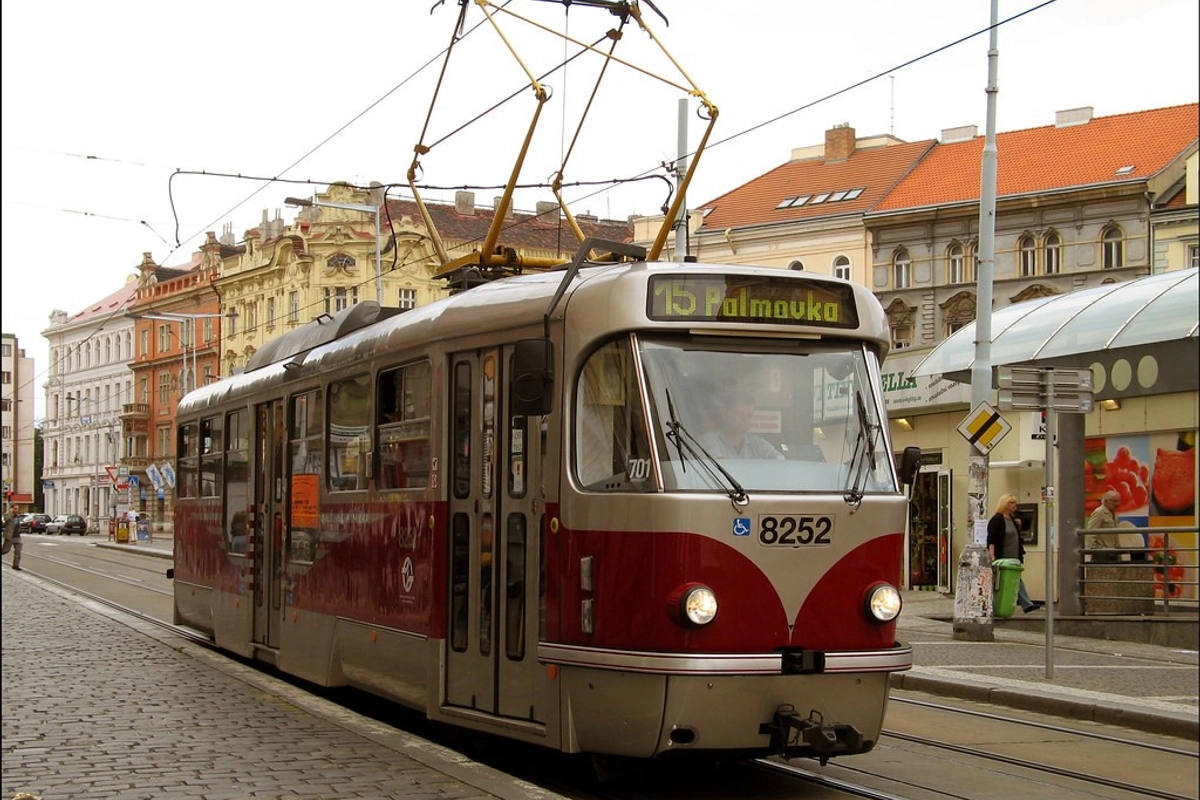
[
  {"xmin": 893, "ymin": 250, "xmax": 911, "ymax": 289},
  {"xmin": 1102, "ymin": 227, "xmax": 1124, "ymax": 269},
  {"xmin": 245, "ymin": 302, "xmax": 258, "ymax": 331},
  {"xmin": 326, "ymin": 253, "xmax": 356, "ymax": 273},
  {"xmin": 788, "ymin": 260, "xmax": 805, "ymax": 272},
  {"xmin": 158, "ymin": 373, "xmax": 171, "ymax": 405},
  {"xmin": 324, "ymin": 287, "xmax": 358, "ymax": 314},
  {"xmin": 1019, "ymin": 235, "xmax": 1037, "ymax": 277},
  {"xmin": 890, "ymin": 324, "xmax": 912, "ymax": 350},
  {"xmin": 833, "ymin": 255, "xmax": 851, "ymax": 281},
  {"xmin": 227, "ymin": 308, "xmax": 238, "ymax": 336},
  {"xmin": 288, "ymin": 292, "xmax": 299, "ymax": 323},
  {"xmin": 948, "ymin": 245, "xmax": 966, "ymax": 284},
  {"xmin": 1189, "ymin": 244, "xmax": 1199, "ymax": 269},
  {"xmin": 1044, "ymin": 233, "xmax": 1061, "ymax": 275},
  {"xmin": 266, "ymin": 297, "xmax": 276, "ymax": 328},
  {"xmin": 398, "ymin": 288, "xmax": 417, "ymax": 310}
]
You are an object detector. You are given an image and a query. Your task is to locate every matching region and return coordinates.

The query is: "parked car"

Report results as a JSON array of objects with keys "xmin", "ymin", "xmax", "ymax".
[
  {"xmin": 46, "ymin": 514, "xmax": 89, "ymax": 535},
  {"xmin": 18, "ymin": 514, "xmax": 52, "ymax": 534}
]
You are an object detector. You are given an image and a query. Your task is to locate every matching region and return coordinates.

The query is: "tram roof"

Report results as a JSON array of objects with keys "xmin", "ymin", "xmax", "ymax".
[{"xmin": 179, "ymin": 261, "xmax": 889, "ymax": 414}]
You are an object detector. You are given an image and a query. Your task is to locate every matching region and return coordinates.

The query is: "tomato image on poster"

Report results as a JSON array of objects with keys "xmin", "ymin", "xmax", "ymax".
[{"xmin": 1084, "ymin": 431, "xmax": 1196, "ymax": 600}]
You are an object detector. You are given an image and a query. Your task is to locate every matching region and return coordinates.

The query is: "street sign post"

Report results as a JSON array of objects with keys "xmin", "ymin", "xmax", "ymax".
[{"xmin": 994, "ymin": 364, "xmax": 1095, "ymax": 678}]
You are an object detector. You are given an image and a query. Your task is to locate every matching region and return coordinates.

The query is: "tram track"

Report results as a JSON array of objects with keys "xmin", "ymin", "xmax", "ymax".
[{"xmin": 17, "ymin": 543, "xmax": 1199, "ymax": 800}]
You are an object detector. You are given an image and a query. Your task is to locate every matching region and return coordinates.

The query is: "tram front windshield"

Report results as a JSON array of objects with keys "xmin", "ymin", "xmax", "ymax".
[{"xmin": 574, "ymin": 335, "xmax": 895, "ymax": 495}]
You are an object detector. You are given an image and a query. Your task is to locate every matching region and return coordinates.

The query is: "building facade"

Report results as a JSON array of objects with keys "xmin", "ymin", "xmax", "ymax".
[
  {"xmin": 42, "ymin": 279, "xmax": 139, "ymax": 529},
  {"xmin": 1, "ymin": 333, "xmax": 36, "ymax": 515},
  {"xmin": 668, "ymin": 103, "xmax": 1198, "ymax": 594}
]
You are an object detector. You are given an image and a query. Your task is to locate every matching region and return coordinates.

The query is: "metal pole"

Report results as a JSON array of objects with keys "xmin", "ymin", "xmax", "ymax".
[
  {"xmin": 1044, "ymin": 373, "xmax": 1056, "ymax": 678},
  {"xmin": 954, "ymin": 0, "xmax": 1000, "ymax": 642},
  {"xmin": 675, "ymin": 98, "xmax": 689, "ymax": 261},
  {"xmin": 374, "ymin": 208, "xmax": 383, "ymax": 305}
]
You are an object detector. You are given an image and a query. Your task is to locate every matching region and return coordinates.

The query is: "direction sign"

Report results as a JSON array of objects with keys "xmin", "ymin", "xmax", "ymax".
[
  {"xmin": 997, "ymin": 365, "xmax": 1095, "ymax": 413},
  {"xmin": 957, "ymin": 401, "xmax": 1012, "ymax": 455}
]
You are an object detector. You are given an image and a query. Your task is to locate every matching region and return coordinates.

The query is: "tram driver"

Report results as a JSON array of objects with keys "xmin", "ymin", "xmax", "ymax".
[{"xmin": 697, "ymin": 389, "xmax": 784, "ymax": 461}]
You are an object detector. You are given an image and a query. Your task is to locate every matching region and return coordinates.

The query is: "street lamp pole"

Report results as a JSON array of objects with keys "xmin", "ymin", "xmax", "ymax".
[{"xmin": 285, "ymin": 197, "xmax": 383, "ymax": 305}]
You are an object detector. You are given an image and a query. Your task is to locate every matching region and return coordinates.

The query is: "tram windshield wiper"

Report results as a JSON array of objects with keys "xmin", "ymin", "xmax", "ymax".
[
  {"xmin": 664, "ymin": 388, "xmax": 750, "ymax": 508},
  {"xmin": 844, "ymin": 391, "xmax": 879, "ymax": 511}
]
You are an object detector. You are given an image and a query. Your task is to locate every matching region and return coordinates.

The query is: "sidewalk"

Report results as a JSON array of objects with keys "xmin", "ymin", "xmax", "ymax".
[
  {"xmin": 894, "ymin": 589, "xmax": 1199, "ymax": 740},
  {"xmin": 1, "ymin": 565, "xmax": 568, "ymax": 800}
]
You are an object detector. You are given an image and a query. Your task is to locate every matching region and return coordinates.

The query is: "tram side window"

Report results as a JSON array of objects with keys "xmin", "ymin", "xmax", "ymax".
[
  {"xmin": 200, "ymin": 416, "xmax": 223, "ymax": 497},
  {"xmin": 290, "ymin": 390, "xmax": 323, "ymax": 475},
  {"xmin": 452, "ymin": 361, "xmax": 472, "ymax": 500},
  {"xmin": 376, "ymin": 361, "xmax": 432, "ymax": 490},
  {"xmin": 177, "ymin": 422, "xmax": 198, "ymax": 498},
  {"xmin": 575, "ymin": 338, "xmax": 655, "ymax": 492},
  {"xmin": 329, "ymin": 374, "xmax": 371, "ymax": 492},
  {"xmin": 289, "ymin": 389, "xmax": 323, "ymax": 563},
  {"xmin": 225, "ymin": 409, "xmax": 250, "ymax": 555}
]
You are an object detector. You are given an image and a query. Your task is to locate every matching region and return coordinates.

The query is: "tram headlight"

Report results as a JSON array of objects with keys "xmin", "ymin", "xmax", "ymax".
[
  {"xmin": 668, "ymin": 583, "xmax": 718, "ymax": 627},
  {"xmin": 864, "ymin": 582, "xmax": 902, "ymax": 623}
]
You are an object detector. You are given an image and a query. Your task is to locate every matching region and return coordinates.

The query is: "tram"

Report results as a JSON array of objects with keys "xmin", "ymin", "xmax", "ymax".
[{"xmin": 171, "ymin": 241, "xmax": 921, "ymax": 763}]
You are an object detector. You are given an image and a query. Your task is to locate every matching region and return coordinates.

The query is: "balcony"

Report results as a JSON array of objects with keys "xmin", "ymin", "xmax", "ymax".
[{"xmin": 122, "ymin": 403, "xmax": 150, "ymax": 420}]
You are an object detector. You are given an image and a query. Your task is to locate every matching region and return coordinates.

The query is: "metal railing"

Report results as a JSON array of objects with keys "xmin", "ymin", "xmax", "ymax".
[{"xmin": 1077, "ymin": 525, "xmax": 1198, "ymax": 615}]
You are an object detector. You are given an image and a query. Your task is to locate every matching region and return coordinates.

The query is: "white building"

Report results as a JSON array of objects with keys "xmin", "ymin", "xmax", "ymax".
[{"xmin": 42, "ymin": 278, "xmax": 138, "ymax": 528}]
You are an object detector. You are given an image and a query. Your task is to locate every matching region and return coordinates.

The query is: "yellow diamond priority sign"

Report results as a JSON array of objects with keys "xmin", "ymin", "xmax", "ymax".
[{"xmin": 957, "ymin": 401, "xmax": 1011, "ymax": 455}]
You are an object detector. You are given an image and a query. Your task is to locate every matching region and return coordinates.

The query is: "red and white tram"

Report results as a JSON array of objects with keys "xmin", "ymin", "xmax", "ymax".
[{"xmin": 171, "ymin": 242, "xmax": 920, "ymax": 763}]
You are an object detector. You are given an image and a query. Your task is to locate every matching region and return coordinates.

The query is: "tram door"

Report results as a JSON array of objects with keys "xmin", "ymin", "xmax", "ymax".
[
  {"xmin": 252, "ymin": 400, "xmax": 287, "ymax": 650},
  {"xmin": 444, "ymin": 348, "xmax": 545, "ymax": 724}
]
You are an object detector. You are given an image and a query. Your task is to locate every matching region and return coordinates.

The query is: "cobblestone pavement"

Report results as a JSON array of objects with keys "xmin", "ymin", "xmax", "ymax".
[{"xmin": 1, "ymin": 570, "xmax": 566, "ymax": 800}]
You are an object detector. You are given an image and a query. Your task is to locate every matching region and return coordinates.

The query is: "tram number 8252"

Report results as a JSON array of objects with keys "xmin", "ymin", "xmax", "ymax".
[{"xmin": 757, "ymin": 515, "xmax": 834, "ymax": 547}]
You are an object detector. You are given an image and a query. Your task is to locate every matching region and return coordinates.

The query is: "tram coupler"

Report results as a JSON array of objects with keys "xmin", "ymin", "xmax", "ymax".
[{"xmin": 760, "ymin": 706, "xmax": 865, "ymax": 764}]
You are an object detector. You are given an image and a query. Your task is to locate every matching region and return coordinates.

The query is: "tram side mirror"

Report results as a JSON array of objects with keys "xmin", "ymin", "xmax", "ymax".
[
  {"xmin": 900, "ymin": 446, "xmax": 922, "ymax": 486},
  {"xmin": 511, "ymin": 339, "xmax": 554, "ymax": 416}
]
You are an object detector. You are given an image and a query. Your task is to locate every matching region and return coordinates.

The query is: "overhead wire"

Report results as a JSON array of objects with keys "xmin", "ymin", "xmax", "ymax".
[{"xmin": 17, "ymin": 0, "xmax": 1061, "ymax": 423}]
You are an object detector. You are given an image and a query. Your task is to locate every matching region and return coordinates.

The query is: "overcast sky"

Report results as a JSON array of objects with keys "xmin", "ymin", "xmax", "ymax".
[{"xmin": 3, "ymin": 0, "xmax": 1197, "ymax": 422}]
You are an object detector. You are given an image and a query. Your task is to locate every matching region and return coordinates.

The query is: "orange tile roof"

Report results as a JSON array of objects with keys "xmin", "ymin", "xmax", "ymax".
[
  {"xmin": 699, "ymin": 138, "xmax": 937, "ymax": 230},
  {"xmin": 874, "ymin": 103, "xmax": 1198, "ymax": 213}
]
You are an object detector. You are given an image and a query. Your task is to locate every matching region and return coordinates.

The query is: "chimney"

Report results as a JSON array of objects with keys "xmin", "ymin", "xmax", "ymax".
[
  {"xmin": 535, "ymin": 200, "xmax": 559, "ymax": 222},
  {"xmin": 1055, "ymin": 107, "xmax": 1094, "ymax": 128},
  {"xmin": 825, "ymin": 123, "xmax": 856, "ymax": 161},
  {"xmin": 941, "ymin": 125, "xmax": 978, "ymax": 143},
  {"xmin": 493, "ymin": 196, "xmax": 512, "ymax": 218},
  {"xmin": 455, "ymin": 190, "xmax": 475, "ymax": 215}
]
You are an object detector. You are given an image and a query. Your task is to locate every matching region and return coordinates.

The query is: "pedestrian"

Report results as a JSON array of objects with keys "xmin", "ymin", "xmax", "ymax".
[
  {"xmin": 4, "ymin": 510, "xmax": 22, "ymax": 570},
  {"xmin": 986, "ymin": 494, "xmax": 1042, "ymax": 613},
  {"xmin": 1086, "ymin": 489, "xmax": 1121, "ymax": 563}
]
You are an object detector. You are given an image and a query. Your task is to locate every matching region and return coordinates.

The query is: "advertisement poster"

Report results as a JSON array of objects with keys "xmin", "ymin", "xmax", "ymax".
[{"xmin": 1084, "ymin": 431, "xmax": 1196, "ymax": 599}]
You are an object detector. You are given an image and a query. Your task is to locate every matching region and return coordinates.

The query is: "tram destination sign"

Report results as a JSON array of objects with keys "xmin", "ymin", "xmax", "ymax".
[{"xmin": 648, "ymin": 275, "xmax": 858, "ymax": 329}]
